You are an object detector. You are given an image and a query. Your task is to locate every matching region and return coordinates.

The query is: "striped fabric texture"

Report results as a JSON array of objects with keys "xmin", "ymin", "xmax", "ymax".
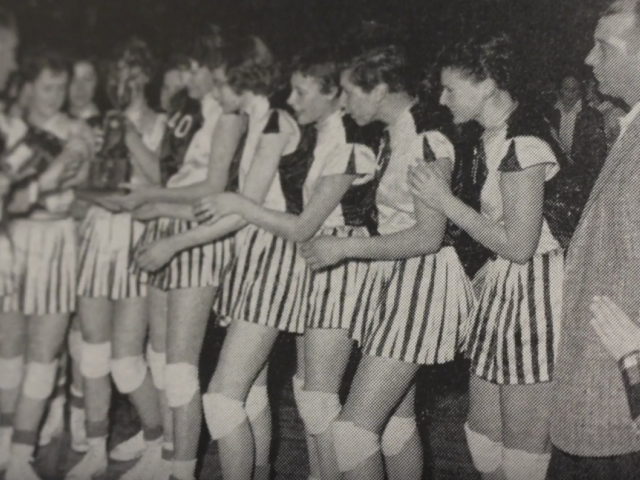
[
  {"xmin": 77, "ymin": 206, "xmax": 147, "ymax": 299},
  {"xmin": 363, "ymin": 246, "xmax": 475, "ymax": 366},
  {"xmin": 134, "ymin": 217, "xmax": 234, "ymax": 292},
  {"xmin": 467, "ymin": 248, "xmax": 564, "ymax": 385},
  {"xmin": 11, "ymin": 218, "xmax": 78, "ymax": 315}
]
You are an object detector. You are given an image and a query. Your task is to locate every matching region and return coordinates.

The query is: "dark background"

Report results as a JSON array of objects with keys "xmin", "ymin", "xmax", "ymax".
[{"xmin": 2, "ymin": 0, "xmax": 615, "ymax": 91}]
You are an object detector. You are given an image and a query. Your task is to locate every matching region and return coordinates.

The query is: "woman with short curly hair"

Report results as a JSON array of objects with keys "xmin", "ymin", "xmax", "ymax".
[
  {"xmin": 410, "ymin": 34, "xmax": 564, "ymax": 480},
  {"xmin": 301, "ymin": 44, "xmax": 474, "ymax": 480}
]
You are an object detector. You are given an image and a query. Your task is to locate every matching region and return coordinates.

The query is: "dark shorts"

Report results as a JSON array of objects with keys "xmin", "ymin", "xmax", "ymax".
[{"xmin": 547, "ymin": 446, "xmax": 640, "ymax": 480}]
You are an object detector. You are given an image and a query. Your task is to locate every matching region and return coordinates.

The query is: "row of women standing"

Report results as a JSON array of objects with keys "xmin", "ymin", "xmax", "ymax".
[{"xmin": 0, "ymin": 23, "xmax": 569, "ymax": 480}]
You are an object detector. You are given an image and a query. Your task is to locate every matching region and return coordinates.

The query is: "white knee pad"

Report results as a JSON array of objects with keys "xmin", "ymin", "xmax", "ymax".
[
  {"xmin": 68, "ymin": 329, "xmax": 83, "ymax": 363},
  {"xmin": 245, "ymin": 385, "xmax": 269, "ymax": 422},
  {"xmin": 202, "ymin": 392, "xmax": 247, "ymax": 440},
  {"xmin": 23, "ymin": 361, "xmax": 59, "ymax": 400},
  {"xmin": 332, "ymin": 420, "xmax": 380, "ymax": 472},
  {"xmin": 381, "ymin": 416, "xmax": 417, "ymax": 457},
  {"xmin": 111, "ymin": 356, "xmax": 147, "ymax": 393},
  {"xmin": 165, "ymin": 363, "xmax": 199, "ymax": 407},
  {"xmin": 0, "ymin": 356, "xmax": 24, "ymax": 390},
  {"xmin": 464, "ymin": 423, "xmax": 503, "ymax": 473},
  {"xmin": 79, "ymin": 341, "xmax": 111, "ymax": 379},
  {"xmin": 296, "ymin": 389, "xmax": 342, "ymax": 435},
  {"xmin": 146, "ymin": 345, "xmax": 166, "ymax": 390},
  {"xmin": 503, "ymin": 448, "xmax": 551, "ymax": 480}
]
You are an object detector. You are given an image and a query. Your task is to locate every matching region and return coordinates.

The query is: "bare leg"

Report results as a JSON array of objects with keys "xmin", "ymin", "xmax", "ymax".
[
  {"xmin": 7, "ymin": 313, "xmax": 69, "ymax": 478},
  {"xmin": 383, "ymin": 384, "xmax": 422, "ymax": 480},
  {"xmin": 467, "ymin": 376, "xmax": 505, "ymax": 480},
  {"xmin": 204, "ymin": 320, "xmax": 279, "ymax": 480},
  {"xmin": 166, "ymin": 286, "xmax": 217, "ymax": 480},
  {"xmin": 113, "ymin": 296, "xmax": 162, "ymax": 442},
  {"xmin": 303, "ymin": 328, "xmax": 353, "ymax": 480},
  {"xmin": 338, "ymin": 355, "xmax": 419, "ymax": 480},
  {"xmin": 0, "ymin": 312, "xmax": 26, "ymax": 469},
  {"xmin": 147, "ymin": 287, "xmax": 171, "ymax": 453},
  {"xmin": 500, "ymin": 383, "xmax": 553, "ymax": 480}
]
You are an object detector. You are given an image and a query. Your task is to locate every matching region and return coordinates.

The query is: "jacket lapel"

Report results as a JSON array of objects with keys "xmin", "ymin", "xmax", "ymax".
[{"xmin": 578, "ymin": 115, "xmax": 640, "ymax": 217}]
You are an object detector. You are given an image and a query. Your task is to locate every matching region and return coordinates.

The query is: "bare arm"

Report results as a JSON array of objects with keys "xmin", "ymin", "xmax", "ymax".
[
  {"xmin": 440, "ymin": 166, "xmax": 545, "ymax": 264},
  {"xmin": 126, "ymin": 113, "xmax": 245, "ymax": 205},
  {"xmin": 125, "ymin": 118, "xmax": 162, "ymax": 184},
  {"xmin": 150, "ymin": 130, "xmax": 291, "ymax": 250}
]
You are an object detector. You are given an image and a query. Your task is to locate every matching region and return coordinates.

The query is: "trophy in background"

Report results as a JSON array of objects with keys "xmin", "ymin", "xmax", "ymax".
[{"xmin": 85, "ymin": 59, "xmax": 135, "ymax": 194}]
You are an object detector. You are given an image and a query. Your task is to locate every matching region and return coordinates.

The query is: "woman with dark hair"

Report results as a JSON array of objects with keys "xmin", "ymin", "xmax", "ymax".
[
  {"xmin": 300, "ymin": 44, "xmax": 474, "ymax": 480},
  {"xmin": 3, "ymin": 48, "xmax": 94, "ymax": 480},
  {"xmin": 119, "ymin": 36, "xmax": 286, "ymax": 480},
  {"xmin": 191, "ymin": 45, "xmax": 381, "ymax": 479},
  {"xmin": 409, "ymin": 34, "xmax": 563, "ymax": 480},
  {"xmin": 66, "ymin": 38, "xmax": 167, "ymax": 480},
  {"xmin": 103, "ymin": 33, "xmax": 260, "ymax": 480}
]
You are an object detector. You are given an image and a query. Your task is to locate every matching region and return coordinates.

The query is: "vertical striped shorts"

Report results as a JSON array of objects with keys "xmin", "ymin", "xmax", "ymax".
[
  {"xmin": 77, "ymin": 206, "xmax": 147, "ymax": 300},
  {"xmin": 11, "ymin": 217, "xmax": 77, "ymax": 315},
  {"xmin": 466, "ymin": 249, "xmax": 564, "ymax": 385},
  {"xmin": 305, "ymin": 226, "xmax": 378, "ymax": 336},
  {"xmin": 134, "ymin": 217, "xmax": 234, "ymax": 292},
  {"xmin": 219, "ymin": 225, "xmax": 306, "ymax": 334},
  {"xmin": 363, "ymin": 246, "xmax": 475, "ymax": 365}
]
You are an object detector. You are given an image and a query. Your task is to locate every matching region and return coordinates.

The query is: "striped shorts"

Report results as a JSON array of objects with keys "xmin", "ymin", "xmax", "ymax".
[
  {"xmin": 305, "ymin": 226, "xmax": 378, "ymax": 335},
  {"xmin": 363, "ymin": 246, "xmax": 475, "ymax": 365},
  {"xmin": 77, "ymin": 206, "xmax": 147, "ymax": 300},
  {"xmin": 134, "ymin": 217, "xmax": 233, "ymax": 292},
  {"xmin": 467, "ymin": 249, "xmax": 564, "ymax": 385},
  {"xmin": 219, "ymin": 225, "xmax": 306, "ymax": 334},
  {"xmin": 11, "ymin": 217, "xmax": 77, "ymax": 315}
]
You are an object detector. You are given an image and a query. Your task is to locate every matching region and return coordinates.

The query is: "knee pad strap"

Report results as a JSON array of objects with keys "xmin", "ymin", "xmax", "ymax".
[
  {"xmin": 381, "ymin": 416, "xmax": 416, "ymax": 457},
  {"xmin": 80, "ymin": 341, "xmax": 111, "ymax": 378},
  {"xmin": 0, "ymin": 356, "xmax": 24, "ymax": 390},
  {"xmin": 23, "ymin": 361, "xmax": 58, "ymax": 400},
  {"xmin": 465, "ymin": 423, "xmax": 503, "ymax": 473},
  {"xmin": 296, "ymin": 389, "xmax": 341, "ymax": 435},
  {"xmin": 111, "ymin": 356, "xmax": 147, "ymax": 393},
  {"xmin": 245, "ymin": 385, "xmax": 268, "ymax": 422},
  {"xmin": 332, "ymin": 420, "xmax": 380, "ymax": 472},
  {"xmin": 146, "ymin": 345, "xmax": 166, "ymax": 390},
  {"xmin": 503, "ymin": 448, "xmax": 551, "ymax": 480},
  {"xmin": 165, "ymin": 363, "xmax": 199, "ymax": 407},
  {"xmin": 202, "ymin": 392, "xmax": 247, "ymax": 440}
]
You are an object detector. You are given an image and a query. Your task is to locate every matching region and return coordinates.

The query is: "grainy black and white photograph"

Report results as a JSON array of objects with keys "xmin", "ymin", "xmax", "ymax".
[{"xmin": 0, "ymin": 0, "xmax": 637, "ymax": 479}]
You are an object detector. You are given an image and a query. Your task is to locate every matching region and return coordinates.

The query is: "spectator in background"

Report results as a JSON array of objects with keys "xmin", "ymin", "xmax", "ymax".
[
  {"xmin": 585, "ymin": 75, "xmax": 626, "ymax": 151},
  {"xmin": 551, "ymin": 75, "xmax": 608, "ymax": 181}
]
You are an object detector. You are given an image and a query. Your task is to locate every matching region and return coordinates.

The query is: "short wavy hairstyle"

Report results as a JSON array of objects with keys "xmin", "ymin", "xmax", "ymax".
[
  {"xmin": 290, "ymin": 45, "xmax": 341, "ymax": 95},
  {"xmin": 345, "ymin": 44, "xmax": 417, "ymax": 95},
  {"xmin": 223, "ymin": 36, "xmax": 281, "ymax": 97},
  {"xmin": 438, "ymin": 33, "xmax": 518, "ymax": 95},
  {"xmin": 22, "ymin": 47, "xmax": 71, "ymax": 83},
  {"xmin": 112, "ymin": 37, "xmax": 157, "ymax": 79}
]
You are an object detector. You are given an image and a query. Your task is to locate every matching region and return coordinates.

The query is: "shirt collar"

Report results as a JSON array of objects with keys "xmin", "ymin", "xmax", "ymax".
[
  {"xmin": 316, "ymin": 108, "xmax": 342, "ymax": 136},
  {"xmin": 619, "ymin": 102, "xmax": 640, "ymax": 138}
]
